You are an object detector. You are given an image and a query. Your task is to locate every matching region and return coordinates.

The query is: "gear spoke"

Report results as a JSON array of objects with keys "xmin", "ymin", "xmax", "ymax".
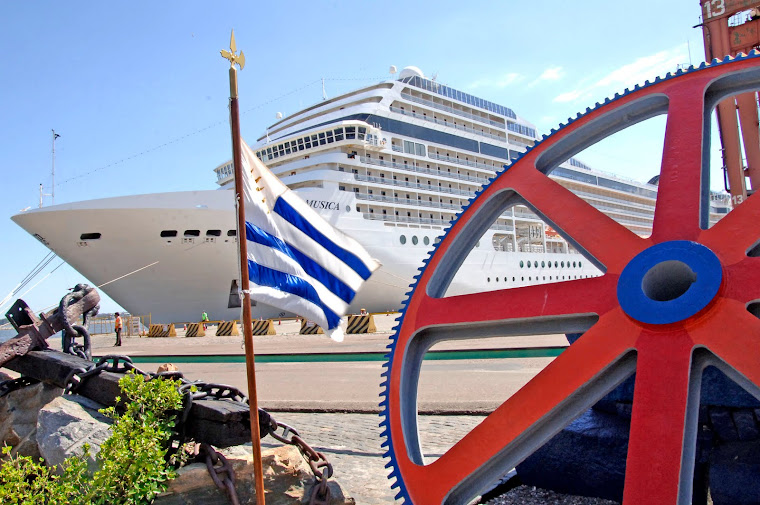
[
  {"xmin": 413, "ymin": 276, "xmax": 618, "ymax": 331},
  {"xmin": 417, "ymin": 310, "xmax": 640, "ymax": 504},
  {"xmin": 507, "ymin": 166, "xmax": 646, "ymax": 271},
  {"xmin": 623, "ymin": 330, "xmax": 696, "ymax": 505},
  {"xmin": 722, "ymin": 257, "xmax": 760, "ymax": 303},
  {"xmin": 651, "ymin": 81, "xmax": 711, "ymax": 241},
  {"xmin": 689, "ymin": 299, "xmax": 760, "ymax": 385},
  {"xmin": 701, "ymin": 192, "xmax": 760, "ymax": 263}
]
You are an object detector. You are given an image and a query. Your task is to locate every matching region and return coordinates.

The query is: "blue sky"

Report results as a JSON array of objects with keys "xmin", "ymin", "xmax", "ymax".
[{"xmin": 0, "ymin": 1, "xmax": 717, "ymax": 316}]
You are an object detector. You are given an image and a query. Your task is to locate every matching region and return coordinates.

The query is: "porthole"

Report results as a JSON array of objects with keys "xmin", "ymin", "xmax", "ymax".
[
  {"xmin": 227, "ymin": 230, "xmax": 237, "ymax": 236},
  {"xmin": 400, "ymin": 235, "xmax": 407, "ymax": 245},
  {"xmin": 543, "ymin": 276, "xmax": 546, "ymax": 280},
  {"xmin": 529, "ymin": 277, "xmax": 532, "ymax": 281},
  {"xmin": 412, "ymin": 236, "xmax": 419, "ymax": 245},
  {"xmin": 512, "ymin": 277, "xmax": 515, "ymax": 282},
  {"xmin": 487, "ymin": 277, "xmax": 491, "ymax": 282},
  {"xmin": 184, "ymin": 230, "xmax": 200, "ymax": 237},
  {"xmin": 573, "ymin": 261, "xmax": 577, "ymax": 268},
  {"xmin": 579, "ymin": 261, "xmax": 583, "ymax": 268},
  {"xmin": 527, "ymin": 261, "xmax": 531, "ymax": 268},
  {"xmin": 80, "ymin": 232, "xmax": 101, "ymax": 240},
  {"xmin": 541, "ymin": 261, "xmax": 545, "ymax": 268},
  {"xmin": 206, "ymin": 230, "xmax": 222, "ymax": 237},
  {"xmin": 495, "ymin": 277, "xmax": 499, "ymax": 282},
  {"xmin": 520, "ymin": 261, "xmax": 524, "ymax": 268},
  {"xmin": 161, "ymin": 230, "xmax": 178, "ymax": 238},
  {"xmin": 423, "ymin": 236, "xmax": 430, "ymax": 245},
  {"xmin": 521, "ymin": 277, "xmax": 524, "ymax": 281},
  {"xmin": 561, "ymin": 261, "xmax": 565, "ymax": 268},
  {"xmin": 555, "ymin": 261, "xmax": 558, "ymax": 268}
]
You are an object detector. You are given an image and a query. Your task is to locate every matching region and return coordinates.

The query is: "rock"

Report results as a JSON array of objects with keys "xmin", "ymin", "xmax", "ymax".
[
  {"xmin": 155, "ymin": 444, "xmax": 355, "ymax": 504},
  {"xmin": 0, "ymin": 377, "xmax": 63, "ymax": 458},
  {"xmin": 36, "ymin": 394, "xmax": 112, "ymax": 473}
]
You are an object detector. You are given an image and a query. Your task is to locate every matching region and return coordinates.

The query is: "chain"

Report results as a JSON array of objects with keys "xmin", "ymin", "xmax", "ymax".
[
  {"xmin": 59, "ymin": 284, "xmax": 99, "ymax": 361},
  {"xmin": 194, "ymin": 443, "xmax": 240, "ymax": 505},
  {"xmin": 268, "ymin": 419, "xmax": 334, "ymax": 505},
  {"xmin": 0, "ymin": 376, "xmax": 41, "ymax": 398},
  {"xmin": 58, "ymin": 353, "xmax": 332, "ymax": 504}
]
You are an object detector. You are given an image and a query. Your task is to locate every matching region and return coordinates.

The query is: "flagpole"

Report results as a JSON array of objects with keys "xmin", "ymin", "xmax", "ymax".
[{"xmin": 221, "ymin": 30, "xmax": 266, "ymax": 504}]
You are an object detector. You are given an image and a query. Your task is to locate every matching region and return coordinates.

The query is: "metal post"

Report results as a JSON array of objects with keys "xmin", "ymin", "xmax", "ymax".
[{"xmin": 221, "ymin": 30, "xmax": 266, "ymax": 505}]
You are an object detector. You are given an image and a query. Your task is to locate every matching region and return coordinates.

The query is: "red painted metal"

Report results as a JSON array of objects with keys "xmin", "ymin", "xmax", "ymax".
[
  {"xmin": 700, "ymin": 0, "xmax": 760, "ymax": 202},
  {"xmin": 385, "ymin": 55, "xmax": 760, "ymax": 504}
]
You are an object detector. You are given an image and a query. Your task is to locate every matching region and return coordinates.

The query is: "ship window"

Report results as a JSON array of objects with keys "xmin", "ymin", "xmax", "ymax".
[
  {"xmin": 184, "ymin": 230, "xmax": 200, "ymax": 237},
  {"xmin": 487, "ymin": 277, "xmax": 491, "ymax": 282},
  {"xmin": 555, "ymin": 261, "xmax": 559, "ymax": 268},
  {"xmin": 358, "ymin": 127, "xmax": 366, "ymax": 140},
  {"xmin": 345, "ymin": 127, "xmax": 356, "ymax": 139},
  {"xmin": 561, "ymin": 261, "xmax": 565, "ymax": 268},
  {"xmin": 573, "ymin": 261, "xmax": 577, "ymax": 268},
  {"xmin": 400, "ymin": 235, "xmax": 407, "ymax": 245},
  {"xmin": 160, "ymin": 230, "xmax": 177, "ymax": 238},
  {"xmin": 534, "ymin": 261, "xmax": 539, "ymax": 268},
  {"xmin": 304, "ymin": 138, "xmax": 311, "ymax": 149},
  {"xmin": 423, "ymin": 236, "xmax": 430, "ymax": 245},
  {"xmin": 319, "ymin": 132, "xmax": 326, "ymax": 145},
  {"xmin": 326, "ymin": 131, "xmax": 334, "ymax": 143},
  {"xmin": 312, "ymin": 134, "xmax": 319, "ymax": 144},
  {"xmin": 80, "ymin": 232, "xmax": 101, "ymax": 240},
  {"xmin": 519, "ymin": 261, "xmax": 524, "ymax": 268},
  {"xmin": 227, "ymin": 230, "xmax": 237, "ymax": 236},
  {"xmin": 334, "ymin": 128, "xmax": 344, "ymax": 141},
  {"xmin": 541, "ymin": 261, "xmax": 545, "ymax": 268},
  {"xmin": 579, "ymin": 261, "xmax": 582, "ymax": 268},
  {"xmin": 412, "ymin": 236, "xmax": 418, "ymax": 245},
  {"xmin": 527, "ymin": 261, "xmax": 531, "ymax": 268},
  {"xmin": 206, "ymin": 230, "xmax": 222, "ymax": 237}
]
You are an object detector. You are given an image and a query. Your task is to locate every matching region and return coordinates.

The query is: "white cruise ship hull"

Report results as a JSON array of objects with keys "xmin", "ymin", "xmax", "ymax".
[{"xmin": 11, "ymin": 186, "xmax": 597, "ymax": 324}]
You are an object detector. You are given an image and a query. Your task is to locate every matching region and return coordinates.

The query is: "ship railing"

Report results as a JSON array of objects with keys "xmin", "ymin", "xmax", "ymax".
[
  {"xmin": 391, "ymin": 144, "xmax": 403, "ymax": 152},
  {"xmin": 588, "ymin": 201, "xmax": 655, "ymax": 220},
  {"xmin": 361, "ymin": 213, "xmax": 453, "ymax": 227},
  {"xmin": 567, "ymin": 187, "xmax": 657, "ymax": 212},
  {"xmin": 389, "ymin": 105, "xmax": 507, "ymax": 143},
  {"xmin": 358, "ymin": 154, "xmax": 492, "ymax": 184},
  {"xmin": 354, "ymin": 174, "xmax": 475, "ymax": 197},
  {"xmin": 427, "ymin": 152, "xmax": 503, "ymax": 172},
  {"xmin": 400, "ymin": 92, "xmax": 506, "ymax": 129},
  {"xmin": 354, "ymin": 192, "xmax": 461, "ymax": 210}
]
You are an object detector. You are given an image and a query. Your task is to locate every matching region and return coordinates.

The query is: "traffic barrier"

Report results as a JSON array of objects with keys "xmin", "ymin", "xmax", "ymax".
[
  {"xmin": 185, "ymin": 322, "xmax": 206, "ymax": 338},
  {"xmin": 148, "ymin": 323, "xmax": 177, "ymax": 338},
  {"xmin": 251, "ymin": 319, "xmax": 276, "ymax": 335},
  {"xmin": 299, "ymin": 319, "xmax": 324, "ymax": 335},
  {"xmin": 346, "ymin": 314, "xmax": 376, "ymax": 334},
  {"xmin": 216, "ymin": 320, "xmax": 240, "ymax": 336}
]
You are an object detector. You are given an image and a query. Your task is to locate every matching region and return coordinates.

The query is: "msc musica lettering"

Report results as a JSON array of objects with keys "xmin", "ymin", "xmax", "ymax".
[{"xmin": 305, "ymin": 200, "xmax": 340, "ymax": 210}]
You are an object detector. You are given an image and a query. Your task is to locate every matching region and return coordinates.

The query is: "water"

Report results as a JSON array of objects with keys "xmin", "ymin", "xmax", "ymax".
[{"xmin": 0, "ymin": 328, "xmax": 17, "ymax": 343}]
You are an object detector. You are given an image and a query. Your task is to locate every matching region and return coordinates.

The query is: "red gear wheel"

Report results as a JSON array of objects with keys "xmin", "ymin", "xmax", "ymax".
[{"xmin": 381, "ymin": 52, "xmax": 760, "ymax": 505}]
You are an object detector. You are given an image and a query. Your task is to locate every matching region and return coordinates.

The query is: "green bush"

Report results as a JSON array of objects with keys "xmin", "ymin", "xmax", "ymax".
[{"xmin": 0, "ymin": 371, "xmax": 184, "ymax": 505}]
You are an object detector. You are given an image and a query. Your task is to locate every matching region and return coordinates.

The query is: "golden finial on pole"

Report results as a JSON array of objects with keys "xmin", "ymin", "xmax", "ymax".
[
  {"xmin": 222, "ymin": 29, "xmax": 267, "ymax": 505},
  {"xmin": 220, "ymin": 29, "xmax": 246, "ymax": 98}
]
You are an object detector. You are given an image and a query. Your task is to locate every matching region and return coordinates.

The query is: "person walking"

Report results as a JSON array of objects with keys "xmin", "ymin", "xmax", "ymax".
[
  {"xmin": 201, "ymin": 310, "xmax": 209, "ymax": 331},
  {"xmin": 114, "ymin": 312, "xmax": 123, "ymax": 346}
]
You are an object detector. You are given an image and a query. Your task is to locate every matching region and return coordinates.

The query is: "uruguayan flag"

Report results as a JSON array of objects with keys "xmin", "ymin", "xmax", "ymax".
[{"xmin": 240, "ymin": 139, "xmax": 380, "ymax": 341}]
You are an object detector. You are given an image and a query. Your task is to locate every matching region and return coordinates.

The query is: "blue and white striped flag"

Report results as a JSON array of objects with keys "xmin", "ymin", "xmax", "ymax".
[{"xmin": 240, "ymin": 139, "xmax": 380, "ymax": 341}]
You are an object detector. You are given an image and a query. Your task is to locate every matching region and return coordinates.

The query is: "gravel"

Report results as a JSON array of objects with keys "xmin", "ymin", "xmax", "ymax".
[{"xmin": 487, "ymin": 486, "xmax": 620, "ymax": 505}]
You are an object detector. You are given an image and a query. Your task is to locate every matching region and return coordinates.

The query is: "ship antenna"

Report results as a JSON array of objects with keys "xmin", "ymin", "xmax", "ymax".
[{"xmin": 321, "ymin": 77, "xmax": 327, "ymax": 101}]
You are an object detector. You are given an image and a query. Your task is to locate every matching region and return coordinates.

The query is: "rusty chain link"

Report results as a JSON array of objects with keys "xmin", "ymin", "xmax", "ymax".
[
  {"xmin": 268, "ymin": 419, "xmax": 334, "ymax": 505},
  {"xmin": 194, "ymin": 443, "xmax": 240, "ymax": 505},
  {"xmin": 0, "ymin": 376, "xmax": 41, "ymax": 398},
  {"xmin": 59, "ymin": 284, "xmax": 99, "ymax": 361}
]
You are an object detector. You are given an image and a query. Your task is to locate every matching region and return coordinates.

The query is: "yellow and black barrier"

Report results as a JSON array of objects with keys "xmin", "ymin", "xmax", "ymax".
[
  {"xmin": 346, "ymin": 314, "xmax": 376, "ymax": 334},
  {"xmin": 299, "ymin": 319, "xmax": 324, "ymax": 335},
  {"xmin": 251, "ymin": 319, "xmax": 276, "ymax": 335},
  {"xmin": 185, "ymin": 323, "xmax": 206, "ymax": 338},
  {"xmin": 216, "ymin": 320, "xmax": 240, "ymax": 336},
  {"xmin": 148, "ymin": 323, "xmax": 177, "ymax": 338}
]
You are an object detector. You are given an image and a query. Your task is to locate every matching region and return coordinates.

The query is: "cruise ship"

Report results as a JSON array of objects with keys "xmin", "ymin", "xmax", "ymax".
[{"xmin": 11, "ymin": 66, "xmax": 731, "ymax": 324}]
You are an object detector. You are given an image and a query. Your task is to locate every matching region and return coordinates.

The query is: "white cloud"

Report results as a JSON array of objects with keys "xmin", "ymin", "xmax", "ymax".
[
  {"xmin": 468, "ymin": 72, "xmax": 524, "ymax": 89},
  {"xmin": 539, "ymin": 66, "xmax": 564, "ymax": 81},
  {"xmin": 552, "ymin": 44, "xmax": 688, "ymax": 104}
]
